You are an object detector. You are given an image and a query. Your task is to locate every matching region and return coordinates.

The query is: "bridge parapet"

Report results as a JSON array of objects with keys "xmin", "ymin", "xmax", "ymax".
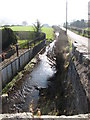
[{"xmin": 0, "ymin": 113, "xmax": 89, "ymax": 120}]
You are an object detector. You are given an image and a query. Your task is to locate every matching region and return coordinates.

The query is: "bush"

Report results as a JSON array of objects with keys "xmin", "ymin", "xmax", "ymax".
[{"xmin": 2, "ymin": 27, "xmax": 17, "ymax": 50}]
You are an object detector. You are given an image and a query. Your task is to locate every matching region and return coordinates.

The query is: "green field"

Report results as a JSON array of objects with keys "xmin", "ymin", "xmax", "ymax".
[
  {"xmin": 1, "ymin": 25, "xmax": 54, "ymax": 47},
  {"xmin": 9, "ymin": 26, "xmax": 54, "ymax": 40},
  {"xmin": 42, "ymin": 27, "xmax": 54, "ymax": 40},
  {"xmin": 1, "ymin": 25, "xmax": 54, "ymax": 40},
  {"xmin": 9, "ymin": 26, "xmax": 34, "ymax": 31},
  {"xmin": 11, "ymin": 26, "xmax": 54, "ymax": 45}
]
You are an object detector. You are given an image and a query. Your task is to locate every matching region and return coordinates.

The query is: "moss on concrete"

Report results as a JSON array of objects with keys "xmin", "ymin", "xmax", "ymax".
[{"xmin": 2, "ymin": 57, "xmax": 38, "ymax": 94}]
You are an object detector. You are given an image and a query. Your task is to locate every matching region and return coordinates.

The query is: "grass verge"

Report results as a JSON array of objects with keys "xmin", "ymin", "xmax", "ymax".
[{"xmin": 68, "ymin": 37, "xmax": 72, "ymax": 51}]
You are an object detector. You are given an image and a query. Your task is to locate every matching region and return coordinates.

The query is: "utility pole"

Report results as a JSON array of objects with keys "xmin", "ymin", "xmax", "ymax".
[{"xmin": 66, "ymin": 0, "xmax": 67, "ymax": 35}]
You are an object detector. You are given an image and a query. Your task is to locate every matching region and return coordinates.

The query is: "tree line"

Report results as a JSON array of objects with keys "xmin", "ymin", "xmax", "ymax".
[{"xmin": 64, "ymin": 19, "xmax": 88, "ymax": 29}]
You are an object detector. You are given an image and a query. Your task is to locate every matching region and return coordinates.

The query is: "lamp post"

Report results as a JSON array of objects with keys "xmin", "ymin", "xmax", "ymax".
[{"xmin": 66, "ymin": 0, "xmax": 67, "ymax": 35}]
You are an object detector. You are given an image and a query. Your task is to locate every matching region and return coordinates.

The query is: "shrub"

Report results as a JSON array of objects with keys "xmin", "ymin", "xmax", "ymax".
[{"xmin": 2, "ymin": 27, "xmax": 17, "ymax": 50}]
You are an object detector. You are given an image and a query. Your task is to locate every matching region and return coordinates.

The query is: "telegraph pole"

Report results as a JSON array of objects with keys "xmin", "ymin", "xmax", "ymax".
[{"xmin": 66, "ymin": 0, "xmax": 67, "ymax": 35}]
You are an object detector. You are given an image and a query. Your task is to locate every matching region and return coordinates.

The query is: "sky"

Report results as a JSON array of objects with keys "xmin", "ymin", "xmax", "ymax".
[{"xmin": 0, "ymin": 0, "xmax": 89, "ymax": 26}]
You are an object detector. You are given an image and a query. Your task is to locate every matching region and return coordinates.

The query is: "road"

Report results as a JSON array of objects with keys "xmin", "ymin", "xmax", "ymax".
[{"xmin": 61, "ymin": 27, "xmax": 89, "ymax": 49}]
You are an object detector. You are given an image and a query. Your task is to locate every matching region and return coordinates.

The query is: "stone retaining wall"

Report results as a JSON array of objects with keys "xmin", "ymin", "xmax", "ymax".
[{"xmin": 66, "ymin": 41, "xmax": 90, "ymax": 114}]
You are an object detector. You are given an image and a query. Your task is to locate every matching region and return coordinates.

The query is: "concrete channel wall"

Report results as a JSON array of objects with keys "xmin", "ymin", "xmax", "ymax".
[
  {"xmin": 66, "ymin": 41, "xmax": 90, "ymax": 114},
  {"xmin": 1, "ymin": 40, "xmax": 45, "ymax": 88}
]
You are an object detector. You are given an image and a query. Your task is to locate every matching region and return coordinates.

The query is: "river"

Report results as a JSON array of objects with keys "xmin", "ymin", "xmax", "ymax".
[{"xmin": 2, "ymin": 40, "xmax": 56, "ymax": 113}]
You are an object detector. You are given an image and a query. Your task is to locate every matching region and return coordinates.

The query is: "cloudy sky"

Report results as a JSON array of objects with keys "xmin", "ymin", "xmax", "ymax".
[{"xmin": 0, "ymin": 0, "xmax": 89, "ymax": 25}]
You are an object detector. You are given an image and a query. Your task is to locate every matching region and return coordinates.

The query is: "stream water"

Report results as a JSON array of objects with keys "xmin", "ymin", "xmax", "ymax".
[{"xmin": 3, "ymin": 40, "xmax": 56, "ymax": 113}]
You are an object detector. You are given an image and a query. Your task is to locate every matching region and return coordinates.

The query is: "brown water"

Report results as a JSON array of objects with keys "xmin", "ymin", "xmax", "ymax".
[{"xmin": 2, "ymin": 40, "xmax": 56, "ymax": 113}]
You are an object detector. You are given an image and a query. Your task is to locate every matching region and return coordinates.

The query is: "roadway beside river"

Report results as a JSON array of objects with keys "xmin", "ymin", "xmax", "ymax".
[{"xmin": 61, "ymin": 27, "xmax": 89, "ymax": 47}]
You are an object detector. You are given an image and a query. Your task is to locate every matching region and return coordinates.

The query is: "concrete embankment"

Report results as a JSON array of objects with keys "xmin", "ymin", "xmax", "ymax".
[{"xmin": 66, "ymin": 37, "xmax": 90, "ymax": 114}]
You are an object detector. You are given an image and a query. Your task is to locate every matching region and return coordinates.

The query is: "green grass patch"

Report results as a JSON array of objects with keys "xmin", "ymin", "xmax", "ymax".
[
  {"xmin": 18, "ymin": 40, "xmax": 28, "ymax": 45},
  {"xmin": 42, "ymin": 27, "xmax": 54, "ymax": 40},
  {"xmin": 10, "ymin": 26, "xmax": 54, "ymax": 41},
  {"xmin": 1, "ymin": 25, "xmax": 54, "ymax": 43},
  {"xmin": 18, "ymin": 39, "xmax": 35, "ymax": 49},
  {"xmin": 18, "ymin": 40, "xmax": 29, "ymax": 49},
  {"xmin": 9, "ymin": 26, "xmax": 34, "ymax": 31}
]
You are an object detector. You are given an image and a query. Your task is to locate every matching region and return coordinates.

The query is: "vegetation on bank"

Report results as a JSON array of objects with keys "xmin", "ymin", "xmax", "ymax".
[
  {"xmin": 68, "ymin": 28, "xmax": 90, "ymax": 38},
  {"xmin": 18, "ymin": 40, "xmax": 28, "ymax": 45},
  {"xmin": 2, "ymin": 27, "xmax": 17, "ymax": 50},
  {"xmin": 2, "ymin": 71, "xmax": 23, "ymax": 94},
  {"xmin": 2, "ymin": 58, "xmax": 37, "ymax": 94},
  {"xmin": 68, "ymin": 37, "xmax": 72, "ymax": 52},
  {"xmin": 64, "ymin": 19, "xmax": 89, "ymax": 38}
]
